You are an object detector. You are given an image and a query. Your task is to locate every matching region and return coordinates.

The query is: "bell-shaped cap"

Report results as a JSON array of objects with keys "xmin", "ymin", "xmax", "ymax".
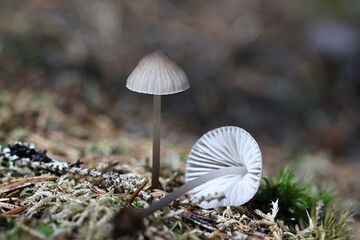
[
  {"xmin": 126, "ymin": 50, "xmax": 189, "ymax": 95},
  {"xmin": 185, "ymin": 126, "xmax": 263, "ymax": 209}
]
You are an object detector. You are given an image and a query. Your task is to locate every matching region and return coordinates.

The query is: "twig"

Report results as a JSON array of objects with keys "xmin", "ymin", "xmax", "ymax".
[
  {"xmin": 1, "ymin": 207, "xmax": 23, "ymax": 216},
  {"xmin": 233, "ymin": 205, "xmax": 259, "ymax": 219},
  {"xmin": 85, "ymin": 181, "xmax": 106, "ymax": 194},
  {"xmin": 143, "ymin": 184, "xmax": 152, "ymax": 191},
  {"xmin": 295, "ymin": 224, "xmax": 305, "ymax": 240},
  {"xmin": 269, "ymin": 225, "xmax": 282, "ymax": 240},
  {"xmin": 0, "ymin": 176, "xmax": 57, "ymax": 194},
  {"xmin": 181, "ymin": 212, "xmax": 217, "ymax": 231},
  {"xmin": 0, "ymin": 180, "xmax": 33, "ymax": 194},
  {"xmin": 9, "ymin": 176, "xmax": 58, "ymax": 183},
  {"xmin": 0, "ymin": 202, "xmax": 20, "ymax": 210},
  {"xmin": 57, "ymin": 183, "xmax": 66, "ymax": 194},
  {"xmin": 170, "ymin": 171, "xmax": 178, "ymax": 181},
  {"xmin": 7, "ymin": 190, "xmax": 20, "ymax": 198},
  {"xmin": 114, "ymin": 193, "xmax": 128, "ymax": 197},
  {"xmin": 127, "ymin": 179, "xmax": 149, "ymax": 207},
  {"xmin": 0, "ymin": 198, "xmax": 21, "ymax": 202}
]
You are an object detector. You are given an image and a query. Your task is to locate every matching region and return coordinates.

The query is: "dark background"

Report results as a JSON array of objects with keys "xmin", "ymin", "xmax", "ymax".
[{"xmin": 1, "ymin": 1, "xmax": 359, "ymax": 157}]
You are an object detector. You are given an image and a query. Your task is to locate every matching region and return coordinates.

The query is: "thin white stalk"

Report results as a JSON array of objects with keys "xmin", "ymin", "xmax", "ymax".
[{"xmin": 141, "ymin": 166, "xmax": 247, "ymax": 218}]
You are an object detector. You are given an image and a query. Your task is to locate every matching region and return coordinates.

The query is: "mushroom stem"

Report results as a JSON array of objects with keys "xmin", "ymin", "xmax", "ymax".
[
  {"xmin": 141, "ymin": 165, "xmax": 247, "ymax": 218},
  {"xmin": 152, "ymin": 95, "xmax": 161, "ymax": 189}
]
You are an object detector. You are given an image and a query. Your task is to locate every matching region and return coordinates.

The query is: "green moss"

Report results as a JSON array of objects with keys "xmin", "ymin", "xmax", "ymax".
[
  {"xmin": 251, "ymin": 167, "xmax": 333, "ymax": 225},
  {"xmin": 35, "ymin": 224, "xmax": 54, "ymax": 236},
  {"xmin": 131, "ymin": 197, "xmax": 141, "ymax": 208},
  {"xmin": 107, "ymin": 197, "xmax": 119, "ymax": 205}
]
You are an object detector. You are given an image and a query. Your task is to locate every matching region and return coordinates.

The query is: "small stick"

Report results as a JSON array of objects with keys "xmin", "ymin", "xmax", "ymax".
[
  {"xmin": 126, "ymin": 179, "xmax": 149, "ymax": 207},
  {"xmin": 269, "ymin": 225, "xmax": 282, "ymax": 240},
  {"xmin": 114, "ymin": 193, "xmax": 128, "ymax": 197},
  {"xmin": 0, "ymin": 202, "xmax": 20, "ymax": 210},
  {"xmin": 9, "ymin": 176, "xmax": 58, "ymax": 183},
  {"xmin": 57, "ymin": 183, "xmax": 66, "ymax": 194},
  {"xmin": 1, "ymin": 207, "xmax": 23, "ymax": 216},
  {"xmin": 7, "ymin": 190, "xmax": 20, "ymax": 198},
  {"xmin": 143, "ymin": 184, "xmax": 152, "ymax": 192},
  {"xmin": 295, "ymin": 224, "xmax": 305, "ymax": 240},
  {"xmin": 0, "ymin": 198, "xmax": 21, "ymax": 202},
  {"xmin": 170, "ymin": 171, "xmax": 178, "ymax": 181},
  {"xmin": 85, "ymin": 181, "xmax": 106, "ymax": 194},
  {"xmin": 0, "ymin": 180, "xmax": 33, "ymax": 194},
  {"xmin": 194, "ymin": 214, "xmax": 217, "ymax": 223},
  {"xmin": 181, "ymin": 212, "xmax": 217, "ymax": 231}
]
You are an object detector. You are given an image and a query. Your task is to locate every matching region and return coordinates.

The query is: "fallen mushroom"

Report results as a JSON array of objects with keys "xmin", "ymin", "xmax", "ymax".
[
  {"xmin": 185, "ymin": 126, "xmax": 263, "ymax": 208},
  {"xmin": 126, "ymin": 50, "xmax": 189, "ymax": 189},
  {"xmin": 113, "ymin": 126, "xmax": 263, "ymax": 237}
]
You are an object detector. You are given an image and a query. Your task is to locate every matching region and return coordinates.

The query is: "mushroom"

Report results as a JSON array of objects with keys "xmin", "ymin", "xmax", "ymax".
[
  {"xmin": 126, "ymin": 50, "xmax": 189, "ymax": 189},
  {"xmin": 142, "ymin": 126, "xmax": 262, "ymax": 215},
  {"xmin": 113, "ymin": 126, "xmax": 263, "ymax": 237},
  {"xmin": 185, "ymin": 126, "xmax": 263, "ymax": 208}
]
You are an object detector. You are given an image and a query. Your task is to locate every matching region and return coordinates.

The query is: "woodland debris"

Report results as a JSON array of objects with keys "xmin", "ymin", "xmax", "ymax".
[
  {"xmin": 181, "ymin": 211, "xmax": 217, "ymax": 231},
  {"xmin": 0, "ymin": 180, "xmax": 33, "ymax": 194},
  {"xmin": 127, "ymin": 178, "xmax": 149, "ymax": 207},
  {"xmin": 269, "ymin": 225, "xmax": 282, "ymax": 240},
  {"xmin": 0, "ymin": 202, "xmax": 21, "ymax": 210},
  {"xmin": 8, "ymin": 176, "xmax": 58, "ymax": 183},
  {"xmin": 1, "ymin": 207, "xmax": 23, "ymax": 216}
]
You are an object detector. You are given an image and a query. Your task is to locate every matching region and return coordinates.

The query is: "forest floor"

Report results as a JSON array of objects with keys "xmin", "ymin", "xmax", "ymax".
[{"xmin": 0, "ymin": 88, "xmax": 359, "ymax": 239}]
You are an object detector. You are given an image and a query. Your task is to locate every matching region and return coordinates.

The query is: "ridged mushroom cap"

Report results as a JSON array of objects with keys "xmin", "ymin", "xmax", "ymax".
[
  {"xmin": 126, "ymin": 50, "xmax": 189, "ymax": 95},
  {"xmin": 185, "ymin": 126, "xmax": 263, "ymax": 209}
]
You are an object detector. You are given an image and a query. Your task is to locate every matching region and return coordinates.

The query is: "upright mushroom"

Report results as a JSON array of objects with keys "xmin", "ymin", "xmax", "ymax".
[{"xmin": 126, "ymin": 50, "xmax": 189, "ymax": 189}]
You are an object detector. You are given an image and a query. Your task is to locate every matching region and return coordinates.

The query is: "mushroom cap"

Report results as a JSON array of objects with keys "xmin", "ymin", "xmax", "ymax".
[
  {"xmin": 185, "ymin": 126, "xmax": 263, "ymax": 209},
  {"xmin": 126, "ymin": 50, "xmax": 190, "ymax": 95}
]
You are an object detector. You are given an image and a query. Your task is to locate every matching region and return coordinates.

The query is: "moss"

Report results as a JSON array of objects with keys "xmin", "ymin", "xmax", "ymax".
[
  {"xmin": 131, "ymin": 197, "xmax": 142, "ymax": 208},
  {"xmin": 34, "ymin": 223, "xmax": 54, "ymax": 236},
  {"xmin": 106, "ymin": 197, "xmax": 119, "ymax": 205},
  {"xmin": 301, "ymin": 203, "xmax": 353, "ymax": 240},
  {"xmin": 251, "ymin": 167, "xmax": 333, "ymax": 225}
]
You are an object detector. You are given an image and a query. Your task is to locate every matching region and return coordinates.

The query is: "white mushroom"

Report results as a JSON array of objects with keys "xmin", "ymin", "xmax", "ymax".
[
  {"xmin": 139, "ymin": 126, "xmax": 262, "ymax": 217},
  {"xmin": 185, "ymin": 126, "xmax": 263, "ymax": 209},
  {"xmin": 126, "ymin": 50, "xmax": 189, "ymax": 189}
]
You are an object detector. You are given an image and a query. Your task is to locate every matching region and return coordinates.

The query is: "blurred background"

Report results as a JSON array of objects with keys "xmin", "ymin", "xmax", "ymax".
[{"xmin": 0, "ymin": 0, "xmax": 359, "ymax": 226}]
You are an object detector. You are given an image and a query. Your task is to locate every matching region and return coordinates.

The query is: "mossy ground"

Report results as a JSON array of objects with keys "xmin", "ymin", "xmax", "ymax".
[
  {"xmin": 0, "ymin": 144, "xmax": 353, "ymax": 239},
  {"xmin": 0, "ymin": 89, "xmax": 357, "ymax": 239}
]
